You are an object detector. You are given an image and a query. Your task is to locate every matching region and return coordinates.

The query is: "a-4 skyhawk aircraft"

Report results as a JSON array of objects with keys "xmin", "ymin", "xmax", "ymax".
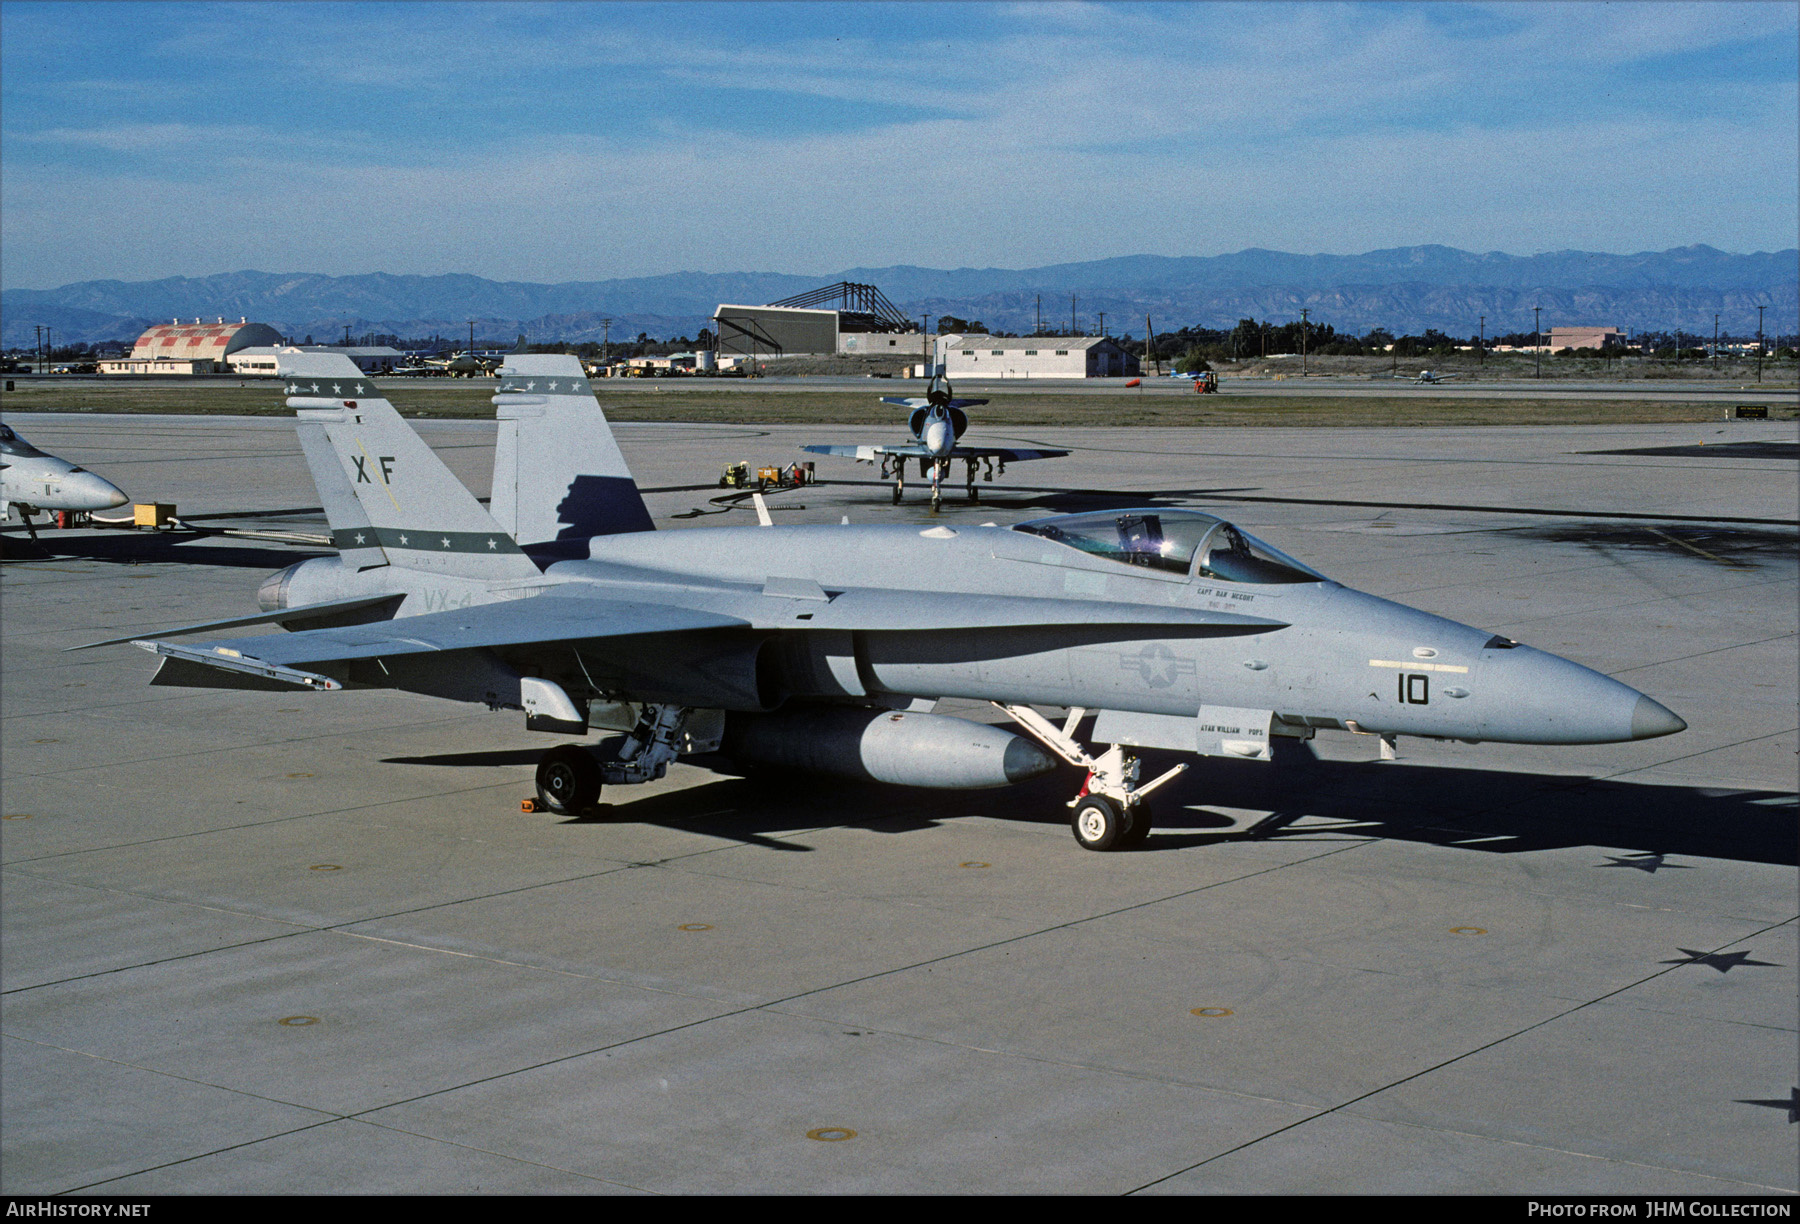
[
  {"xmin": 801, "ymin": 375, "xmax": 1067, "ymax": 509},
  {"xmin": 86, "ymin": 353, "xmax": 1686, "ymax": 851},
  {"xmin": 1, "ymin": 421, "xmax": 129, "ymax": 538},
  {"xmin": 1400, "ymin": 369, "xmax": 1458, "ymax": 384}
]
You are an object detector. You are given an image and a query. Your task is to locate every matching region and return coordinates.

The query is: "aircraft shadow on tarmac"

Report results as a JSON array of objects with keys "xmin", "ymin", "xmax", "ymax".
[{"xmin": 384, "ymin": 738, "xmax": 1796, "ymax": 867}]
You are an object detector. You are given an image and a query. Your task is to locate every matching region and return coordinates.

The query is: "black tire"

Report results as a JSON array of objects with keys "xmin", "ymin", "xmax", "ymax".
[
  {"xmin": 1071, "ymin": 795, "xmax": 1131, "ymax": 851},
  {"xmin": 536, "ymin": 745, "xmax": 601, "ymax": 815},
  {"xmin": 892, "ymin": 484, "xmax": 902, "ymax": 504},
  {"xmin": 968, "ymin": 484, "xmax": 980, "ymax": 503},
  {"xmin": 1120, "ymin": 799, "xmax": 1153, "ymax": 849}
]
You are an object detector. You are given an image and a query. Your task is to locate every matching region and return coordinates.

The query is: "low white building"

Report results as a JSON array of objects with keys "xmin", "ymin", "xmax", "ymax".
[
  {"xmin": 936, "ymin": 334, "xmax": 1138, "ymax": 379},
  {"xmin": 228, "ymin": 345, "xmax": 406, "ymax": 376}
]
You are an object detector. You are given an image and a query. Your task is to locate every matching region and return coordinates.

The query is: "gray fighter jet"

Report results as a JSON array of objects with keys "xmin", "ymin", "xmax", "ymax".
[
  {"xmin": 802, "ymin": 375, "xmax": 1067, "ymax": 509},
  {"xmin": 1, "ymin": 421, "xmax": 129, "ymax": 538},
  {"xmin": 88, "ymin": 353, "xmax": 1685, "ymax": 851}
]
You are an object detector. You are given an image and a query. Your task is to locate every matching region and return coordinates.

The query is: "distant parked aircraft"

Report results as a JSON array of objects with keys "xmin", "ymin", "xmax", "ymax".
[
  {"xmin": 802, "ymin": 375, "xmax": 1068, "ymax": 510},
  {"xmin": 0, "ymin": 421, "xmax": 129, "ymax": 538}
]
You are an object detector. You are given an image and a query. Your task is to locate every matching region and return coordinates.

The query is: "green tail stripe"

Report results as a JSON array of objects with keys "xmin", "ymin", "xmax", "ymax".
[{"xmin": 331, "ymin": 527, "xmax": 527, "ymax": 555}]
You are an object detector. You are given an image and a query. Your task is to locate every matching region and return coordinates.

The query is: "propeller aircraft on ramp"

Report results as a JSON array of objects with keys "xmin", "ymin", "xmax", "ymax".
[
  {"xmin": 1, "ymin": 421, "xmax": 129, "ymax": 538},
  {"xmin": 83, "ymin": 353, "xmax": 1686, "ymax": 851},
  {"xmin": 801, "ymin": 375, "xmax": 1068, "ymax": 510}
]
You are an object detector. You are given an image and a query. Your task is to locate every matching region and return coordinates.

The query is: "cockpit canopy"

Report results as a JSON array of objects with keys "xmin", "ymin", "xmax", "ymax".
[
  {"xmin": 1012, "ymin": 509, "xmax": 1326, "ymax": 584},
  {"xmin": 0, "ymin": 424, "xmax": 47, "ymax": 459}
]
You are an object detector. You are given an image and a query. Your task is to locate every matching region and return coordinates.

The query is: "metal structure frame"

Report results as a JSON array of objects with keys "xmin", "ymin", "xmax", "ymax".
[{"xmin": 766, "ymin": 281, "xmax": 913, "ymax": 333}]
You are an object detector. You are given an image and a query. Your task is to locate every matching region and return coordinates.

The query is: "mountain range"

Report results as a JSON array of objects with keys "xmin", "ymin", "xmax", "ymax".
[{"xmin": 4, "ymin": 245, "xmax": 1793, "ymax": 348}]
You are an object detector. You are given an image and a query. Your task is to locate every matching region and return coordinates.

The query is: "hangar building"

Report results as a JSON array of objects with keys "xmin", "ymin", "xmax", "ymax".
[
  {"xmin": 714, "ymin": 281, "xmax": 916, "ymax": 357},
  {"xmin": 1548, "ymin": 326, "xmax": 1626, "ymax": 352},
  {"xmin": 937, "ymin": 334, "xmax": 1139, "ymax": 380},
  {"xmin": 98, "ymin": 319, "xmax": 287, "ymax": 375}
]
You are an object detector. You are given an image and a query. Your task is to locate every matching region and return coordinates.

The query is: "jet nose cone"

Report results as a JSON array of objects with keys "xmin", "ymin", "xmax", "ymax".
[
  {"xmin": 74, "ymin": 473, "xmax": 129, "ymax": 508},
  {"xmin": 1630, "ymin": 696, "xmax": 1687, "ymax": 740}
]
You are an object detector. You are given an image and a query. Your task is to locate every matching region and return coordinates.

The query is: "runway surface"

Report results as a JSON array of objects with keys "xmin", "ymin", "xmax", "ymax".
[{"xmin": 3, "ymin": 413, "xmax": 1795, "ymax": 1194}]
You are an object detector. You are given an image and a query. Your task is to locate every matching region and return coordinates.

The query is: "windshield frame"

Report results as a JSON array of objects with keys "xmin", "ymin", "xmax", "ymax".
[{"xmin": 1012, "ymin": 509, "xmax": 1327, "ymax": 585}]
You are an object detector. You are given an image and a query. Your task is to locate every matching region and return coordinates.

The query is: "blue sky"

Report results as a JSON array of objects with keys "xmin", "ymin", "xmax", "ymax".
[{"xmin": 2, "ymin": 1, "xmax": 1795, "ymax": 288}]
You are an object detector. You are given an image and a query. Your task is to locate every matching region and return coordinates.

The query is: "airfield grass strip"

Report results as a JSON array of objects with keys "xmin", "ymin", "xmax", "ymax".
[{"xmin": 1, "ymin": 379, "xmax": 1784, "ymax": 427}]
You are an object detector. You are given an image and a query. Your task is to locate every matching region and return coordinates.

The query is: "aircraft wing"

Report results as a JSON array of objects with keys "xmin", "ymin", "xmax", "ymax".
[
  {"xmin": 801, "ymin": 443, "xmax": 1068, "ymax": 463},
  {"xmin": 134, "ymin": 583, "xmax": 1284, "ymax": 688},
  {"xmin": 878, "ymin": 396, "xmax": 990, "ymax": 409},
  {"xmin": 948, "ymin": 445, "xmax": 1068, "ymax": 463},
  {"xmin": 802, "ymin": 443, "xmax": 930, "ymax": 461}
]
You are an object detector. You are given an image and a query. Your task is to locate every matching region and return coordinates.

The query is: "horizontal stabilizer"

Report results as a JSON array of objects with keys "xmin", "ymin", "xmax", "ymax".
[{"xmin": 71, "ymin": 593, "xmax": 402, "ymax": 651}]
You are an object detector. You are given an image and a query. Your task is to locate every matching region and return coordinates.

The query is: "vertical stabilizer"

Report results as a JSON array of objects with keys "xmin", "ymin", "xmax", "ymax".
[
  {"xmin": 279, "ymin": 353, "xmax": 539, "ymax": 579},
  {"xmin": 492, "ymin": 355, "xmax": 653, "ymax": 561}
]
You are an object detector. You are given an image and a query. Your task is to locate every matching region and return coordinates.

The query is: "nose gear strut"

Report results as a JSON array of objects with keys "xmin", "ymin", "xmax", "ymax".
[{"xmin": 993, "ymin": 703, "xmax": 1188, "ymax": 851}]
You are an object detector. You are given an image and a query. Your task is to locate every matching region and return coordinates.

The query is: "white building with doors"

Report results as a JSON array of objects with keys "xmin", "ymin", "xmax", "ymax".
[{"xmin": 936, "ymin": 335, "xmax": 1138, "ymax": 379}]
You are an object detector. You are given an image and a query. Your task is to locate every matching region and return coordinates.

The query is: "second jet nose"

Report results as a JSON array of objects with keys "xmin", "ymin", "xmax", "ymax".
[{"xmin": 1630, "ymin": 695, "xmax": 1687, "ymax": 740}]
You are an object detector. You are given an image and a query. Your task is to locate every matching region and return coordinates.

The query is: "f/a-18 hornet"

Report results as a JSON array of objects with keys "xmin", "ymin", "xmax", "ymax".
[
  {"xmin": 89, "ymin": 353, "xmax": 1685, "ymax": 851},
  {"xmin": 801, "ymin": 374, "xmax": 1067, "ymax": 509},
  {"xmin": 2, "ymin": 420, "xmax": 129, "ymax": 537}
]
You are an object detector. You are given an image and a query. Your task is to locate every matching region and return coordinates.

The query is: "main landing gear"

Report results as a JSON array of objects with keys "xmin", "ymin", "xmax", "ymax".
[
  {"xmin": 994, "ymin": 703, "xmax": 1189, "ymax": 851},
  {"xmin": 880, "ymin": 456, "xmax": 998, "ymax": 510},
  {"xmin": 531, "ymin": 704, "xmax": 693, "ymax": 815}
]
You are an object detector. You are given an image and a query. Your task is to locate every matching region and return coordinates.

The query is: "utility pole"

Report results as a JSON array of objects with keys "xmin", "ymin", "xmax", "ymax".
[
  {"xmin": 1146, "ymin": 315, "xmax": 1158, "ymax": 375},
  {"xmin": 1713, "ymin": 313, "xmax": 1720, "ymax": 372},
  {"xmin": 601, "ymin": 318, "xmax": 613, "ymax": 370},
  {"xmin": 1097, "ymin": 311, "xmax": 1106, "ymax": 339},
  {"xmin": 1300, "ymin": 308, "xmax": 1310, "ymax": 377},
  {"xmin": 1478, "ymin": 315, "xmax": 1485, "ymax": 368},
  {"xmin": 1757, "ymin": 305, "xmax": 1766, "ymax": 383},
  {"xmin": 921, "ymin": 314, "xmax": 931, "ymax": 379},
  {"xmin": 1534, "ymin": 306, "xmax": 1542, "ymax": 379},
  {"xmin": 1071, "ymin": 294, "xmax": 1077, "ymax": 336},
  {"xmin": 1035, "ymin": 295, "xmax": 1042, "ymax": 335}
]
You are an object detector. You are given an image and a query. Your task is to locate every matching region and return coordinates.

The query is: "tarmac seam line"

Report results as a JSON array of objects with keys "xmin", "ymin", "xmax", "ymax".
[{"xmin": 1122, "ymin": 915, "xmax": 1800, "ymax": 1194}]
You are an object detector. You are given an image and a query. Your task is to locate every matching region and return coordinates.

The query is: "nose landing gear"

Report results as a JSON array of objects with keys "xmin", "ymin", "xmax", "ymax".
[{"xmin": 994, "ymin": 703, "xmax": 1188, "ymax": 851}]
